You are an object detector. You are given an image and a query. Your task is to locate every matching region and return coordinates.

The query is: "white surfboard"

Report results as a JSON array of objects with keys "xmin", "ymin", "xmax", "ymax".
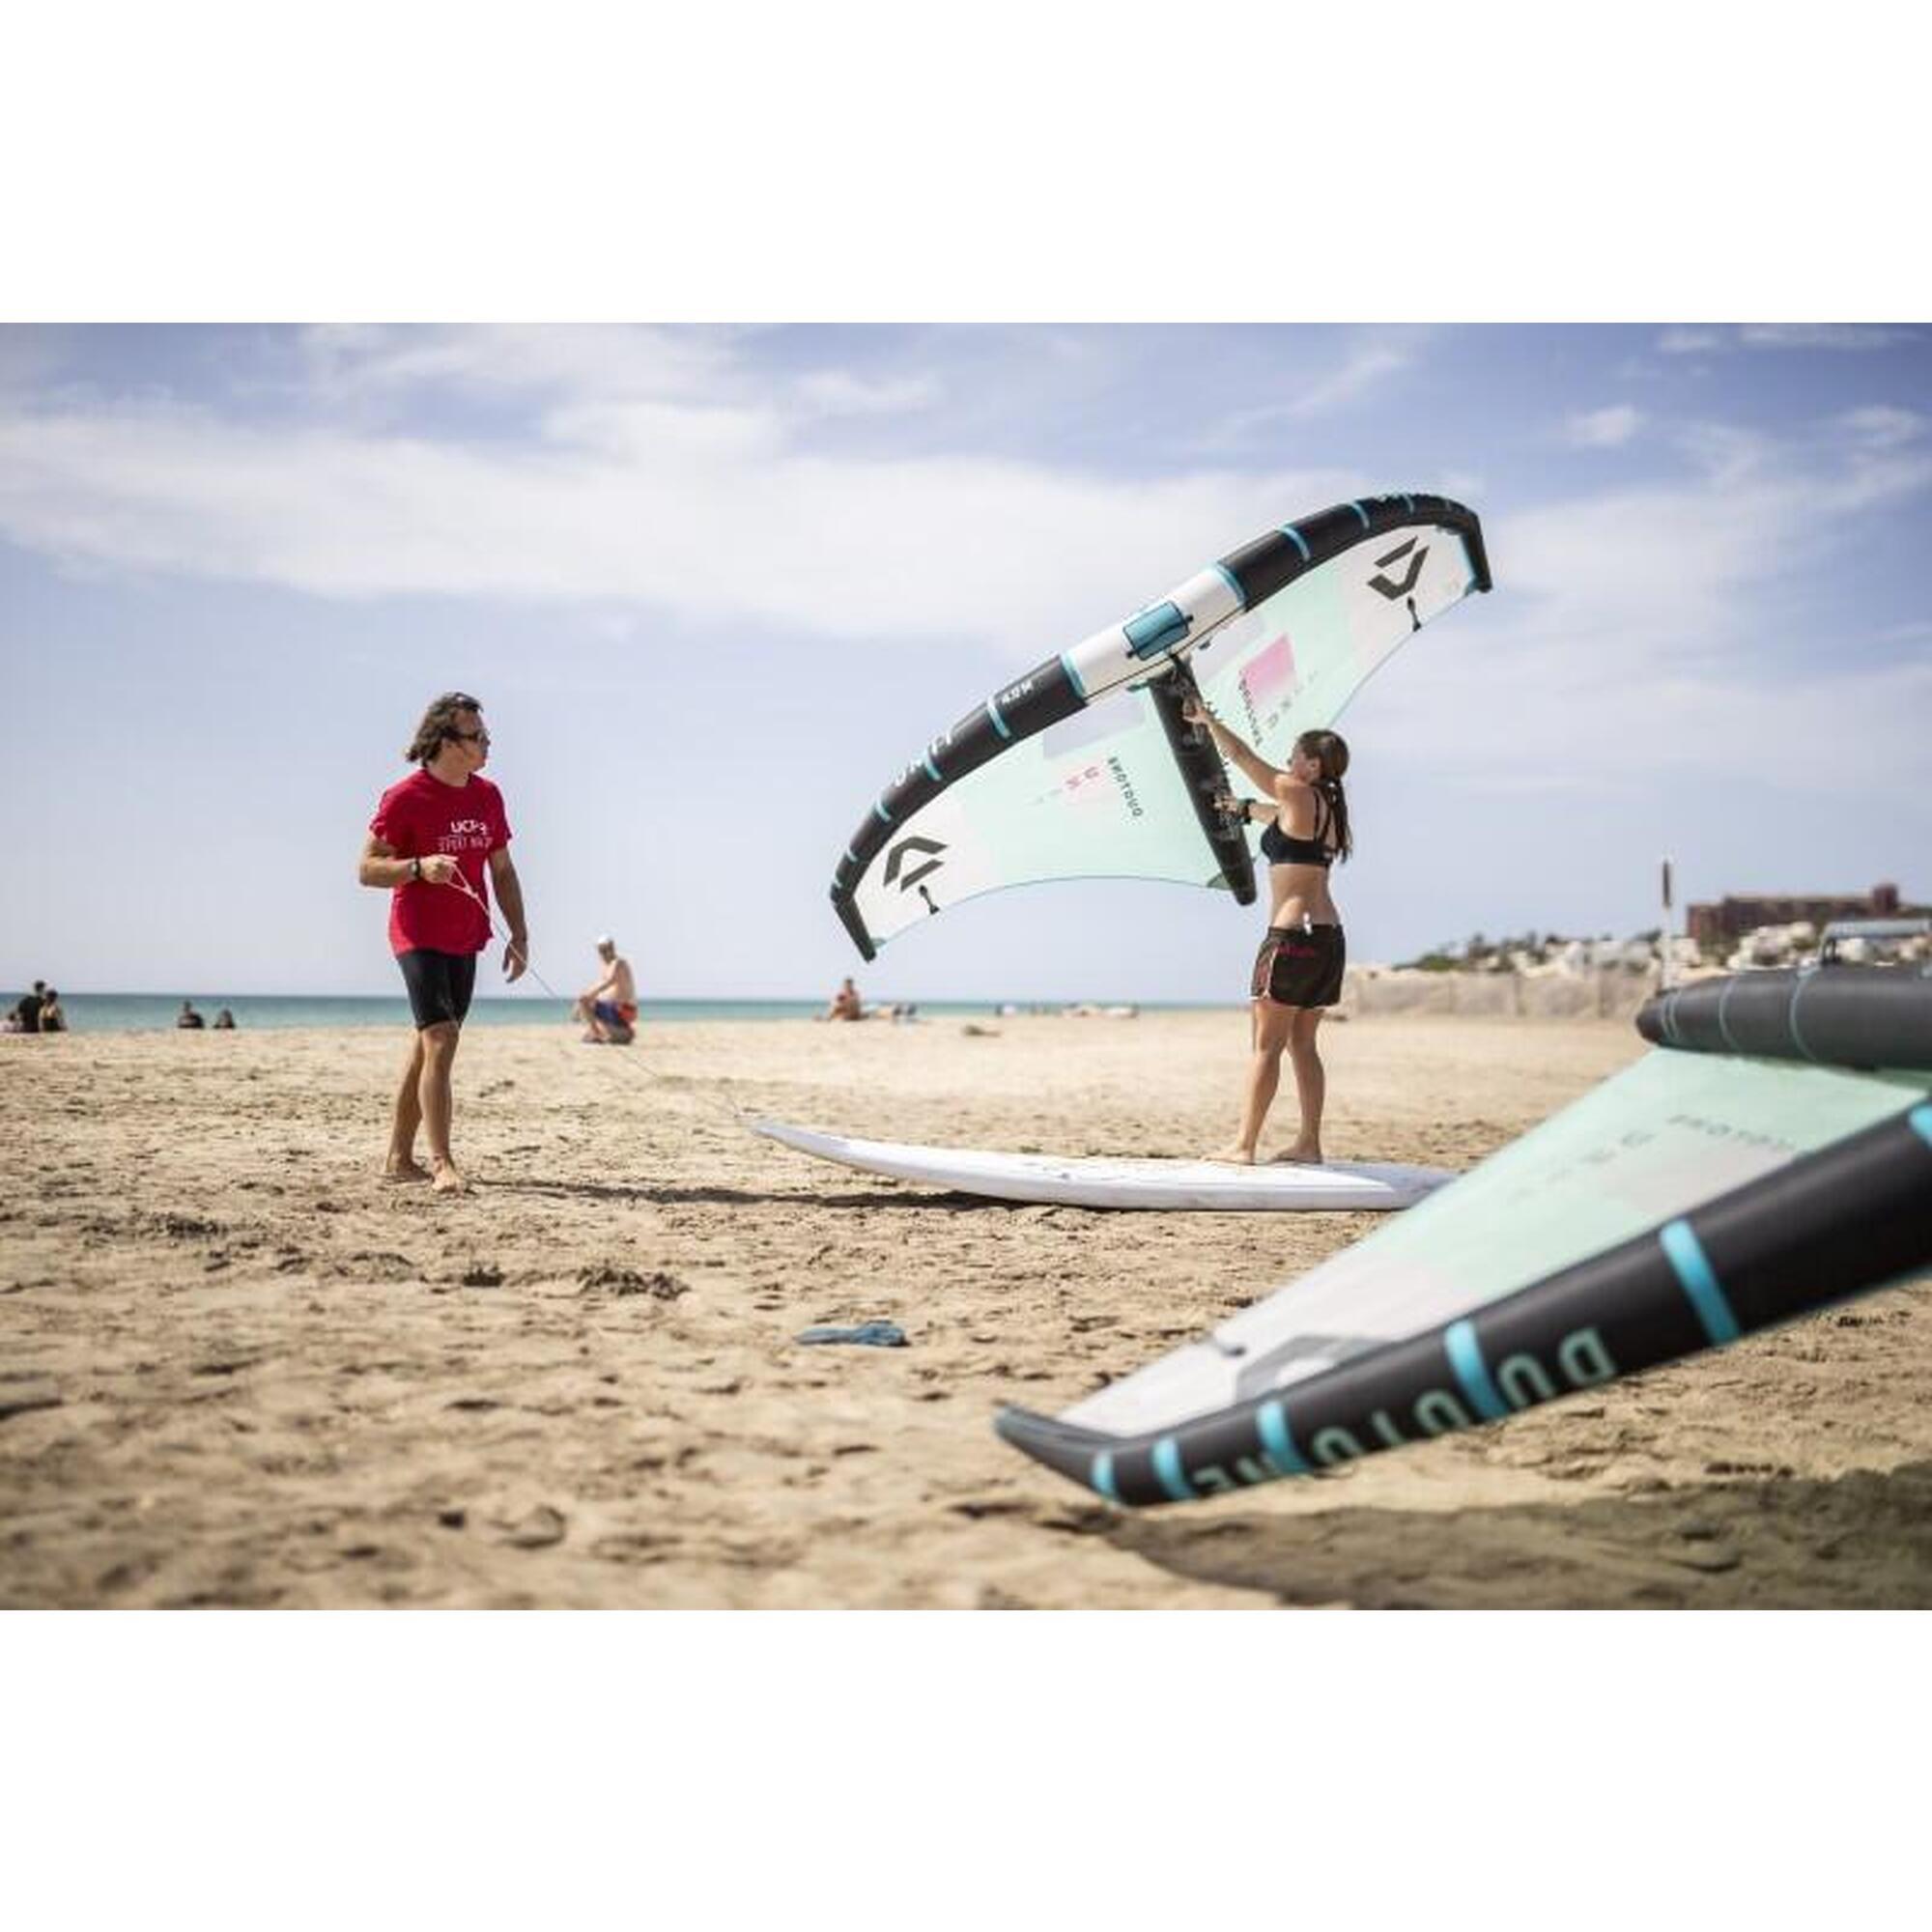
[{"xmin": 751, "ymin": 1118, "xmax": 1453, "ymax": 1211}]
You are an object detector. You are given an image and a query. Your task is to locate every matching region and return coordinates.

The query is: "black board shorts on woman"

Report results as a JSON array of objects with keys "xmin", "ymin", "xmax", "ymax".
[
  {"xmin": 397, "ymin": 948, "xmax": 477, "ymax": 1029},
  {"xmin": 1251, "ymin": 923, "xmax": 1346, "ymax": 1009}
]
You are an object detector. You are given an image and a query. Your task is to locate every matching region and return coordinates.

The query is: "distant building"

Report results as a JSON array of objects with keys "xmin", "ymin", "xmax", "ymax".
[{"xmin": 1687, "ymin": 882, "xmax": 1928, "ymax": 949}]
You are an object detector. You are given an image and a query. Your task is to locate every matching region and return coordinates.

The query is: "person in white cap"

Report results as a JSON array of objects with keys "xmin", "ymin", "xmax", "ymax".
[{"xmin": 573, "ymin": 935, "xmax": 638, "ymax": 1044}]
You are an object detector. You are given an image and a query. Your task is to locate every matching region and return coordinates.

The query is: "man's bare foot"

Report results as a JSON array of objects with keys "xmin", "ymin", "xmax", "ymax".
[
  {"xmin": 382, "ymin": 1157, "xmax": 432, "ymax": 1184},
  {"xmin": 1208, "ymin": 1144, "xmax": 1257, "ymax": 1165},
  {"xmin": 1269, "ymin": 1144, "xmax": 1325, "ymax": 1166},
  {"xmin": 431, "ymin": 1157, "xmax": 469, "ymax": 1196}
]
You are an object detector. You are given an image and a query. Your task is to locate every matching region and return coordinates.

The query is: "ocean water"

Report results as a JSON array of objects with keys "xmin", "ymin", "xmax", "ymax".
[{"xmin": 10, "ymin": 993, "xmax": 1021, "ymax": 1034}]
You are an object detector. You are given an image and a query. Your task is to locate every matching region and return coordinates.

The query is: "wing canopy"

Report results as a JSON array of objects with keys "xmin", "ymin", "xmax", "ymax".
[{"xmin": 832, "ymin": 493, "xmax": 1492, "ymax": 959}]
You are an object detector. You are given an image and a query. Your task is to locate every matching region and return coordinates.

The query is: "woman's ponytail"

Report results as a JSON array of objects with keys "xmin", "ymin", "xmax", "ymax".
[{"xmin": 1296, "ymin": 730, "xmax": 1353, "ymax": 863}]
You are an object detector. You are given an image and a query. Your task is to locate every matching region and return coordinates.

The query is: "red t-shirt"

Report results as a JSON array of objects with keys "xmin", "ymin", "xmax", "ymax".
[{"xmin": 369, "ymin": 769, "xmax": 512, "ymax": 957}]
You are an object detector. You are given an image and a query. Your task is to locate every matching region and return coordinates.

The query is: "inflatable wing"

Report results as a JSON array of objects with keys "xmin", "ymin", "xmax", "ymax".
[
  {"xmin": 831, "ymin": 494, "xmax": 1492, "ymax": 960},
  {"xmin": 997, "ymin": 965, "xmax": 1932, "ymax": 1505}
]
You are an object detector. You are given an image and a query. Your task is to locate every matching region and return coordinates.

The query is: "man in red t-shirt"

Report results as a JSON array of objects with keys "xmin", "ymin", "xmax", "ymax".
[{"xmin": 359, "ymin": 691, "xmax": 529, "ymax": 1194}]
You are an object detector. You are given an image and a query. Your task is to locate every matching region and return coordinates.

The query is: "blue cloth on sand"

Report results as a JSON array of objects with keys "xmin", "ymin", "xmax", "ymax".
[{"xmin": 796, "ymin": 1321, "xmax": 908, "ymax": 1348}]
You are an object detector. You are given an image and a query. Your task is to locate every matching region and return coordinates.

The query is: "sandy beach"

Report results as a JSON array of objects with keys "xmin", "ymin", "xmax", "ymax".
[{"xmin": 5, "ymin": 1008, "xmax": 1931, "ymax": 1609}]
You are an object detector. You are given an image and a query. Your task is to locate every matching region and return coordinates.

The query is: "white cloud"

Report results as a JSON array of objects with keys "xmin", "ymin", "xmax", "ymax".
[
  {"xmin": 1672, "ymin": 419, "xmax": 1783, "ymax": 489},
  {"xmin": 1564, "ymin": 405, "xmax": 1642, "ymax": 448},
  {"xmin": 1833, "ymin": 405, "xmax": 1926, "ymax": 450},
  {"xmin": 2, "ymin": 339, "xmax": 1926, "ymax": 808},
  {"xmin": 1356, "ymin": 427, "xmax": 1932, "ymax": 814},
  {"xmin": 1369, "ymin": 610, "xmax": 1931, "ymax": 815},
  {"xmin": 297, "ymin": 324, "xmax": 740, "ymax": 407},
  {"xmin": 299, "ymin": 327, "xmax": 929, "ymax": 433},
  {"xmin": 792, "ymin": 370, "xmax": 942, "ymax": 417},
  {"xmin": 1196, "ymin": 341, "xmax": 1416, "ymax": 450},
  {"xmin": 1284, "ymin": 344, "xmax": 1413, "ymax": 417},
  {"xmin": 1656, "ymin": 325, "xmax": 1922, "ymax": 357},
  {"xmin": 1739, "ymin": 324, "xmax": 1919, "ymax": 352},
  {"xmin": 0, "ymin": 386, "xmax": 1354, "ymax": 662}
]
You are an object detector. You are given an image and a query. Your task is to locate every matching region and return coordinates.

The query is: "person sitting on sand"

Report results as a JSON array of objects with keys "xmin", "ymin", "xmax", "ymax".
[
  {"xmin": 38, "ymin": 987, "xmax": 67, "ymax": 1033},
  {"xmin": 573, "ymin": 935, "xmax": 638, "ymax": 1044},
  {"xmin": 177, "ymin": 999, "xmax": 206, "ymax": 1030},
  {"xmin": 213, "ymin": 1008, "xmax": 236, "ymax": 1030},
  {"xmin": 822, "ymin": 976, "xmax": 864, "ymax": 1022},
  {"xmin": 358, "ymin": 690, "xmax": 530, "ymax": 1195},
  {"xmin": 1183, "ymin": 696, "xmax": 1352, "ymax": 1166},
  {"xmin": 11, "ymin": 980, "xmax": 47, "ymax": 1034}
]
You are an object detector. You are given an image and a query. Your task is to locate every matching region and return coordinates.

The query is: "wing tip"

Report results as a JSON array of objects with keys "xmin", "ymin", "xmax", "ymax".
[
  {"xmin": 994, "ymin": 1405, "xmax": 1122, "ymax": 1493},
  {"xmin": 830, "ymin": 887, "xmax": 879, "ymax": 962}
]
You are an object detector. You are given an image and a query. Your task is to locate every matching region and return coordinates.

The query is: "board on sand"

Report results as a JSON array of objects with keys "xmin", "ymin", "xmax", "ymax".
[{"xmin": 751, "ymin": 1118, "xmax": 1452, "ymax": 1211}]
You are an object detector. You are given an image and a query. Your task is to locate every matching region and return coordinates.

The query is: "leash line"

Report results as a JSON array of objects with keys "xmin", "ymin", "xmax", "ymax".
[{"xmin": 436, "ymin": 870, "xmax": 753, "ymax": 1128}]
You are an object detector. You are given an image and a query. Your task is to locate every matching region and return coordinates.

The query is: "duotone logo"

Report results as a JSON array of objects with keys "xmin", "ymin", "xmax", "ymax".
[
  {"xmin": 884, "ymin": 835, "xmax": 946, "ymax": 894},
  {"xmin": 1367, "ymin": 536, "xmax": 1429, "ymax": 601}
]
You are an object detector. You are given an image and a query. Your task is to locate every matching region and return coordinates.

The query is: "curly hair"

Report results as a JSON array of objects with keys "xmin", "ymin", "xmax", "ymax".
[{"xmin": 404, "ymin": 692, "xmax": 484, "ymax": 765}]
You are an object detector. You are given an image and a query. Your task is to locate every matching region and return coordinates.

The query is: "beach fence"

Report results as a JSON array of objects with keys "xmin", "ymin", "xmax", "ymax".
[{"xmin": 1343, "ymin": 965, "xmax": 1660, "ymax": 1021}]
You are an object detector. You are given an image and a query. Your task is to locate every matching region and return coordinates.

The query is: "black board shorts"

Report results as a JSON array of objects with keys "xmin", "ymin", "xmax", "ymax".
[
  {"xmin": 1251, "ymin": 923, "xmax": 1346, "ymax": 1009},
  {"xmin": 397, "ymin": 948, "xmax": 477, "ymax": 1030}
]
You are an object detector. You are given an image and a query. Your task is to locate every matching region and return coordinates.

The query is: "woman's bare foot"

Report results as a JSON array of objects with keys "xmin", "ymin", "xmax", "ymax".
[
  {"xmin": 382, "ymin": 1156, "xmax": 432, "ymax": 1183},
  {"xmin": 431, "ymin": 1156, "xmax": 469, "ymax": 1195},
  {"xmin": 1208, "ymin": 1144, "xmax": 1257, "ymax": 1165},
  {"xmin": 1269, "ymin": 1143, "xmax": 1324, "ymax": 1166}
]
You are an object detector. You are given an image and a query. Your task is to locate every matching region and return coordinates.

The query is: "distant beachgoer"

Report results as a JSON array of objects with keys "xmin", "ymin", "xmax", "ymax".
[
  {"xmin": 38, "ymin": 987, "xmax": 67, "ymax": 1033},
  {"xmin": 177, "ymin": 1000, "xmax": 207, "ymax": 1030},
  {"xmin": 213, "ymin": 1008, "xmax": 236, "ymax": 1030},
  {"xmin": 359, "ymin": 691, "xmax": 528, "ymax": 1195},
  {"xmin": 822, "ymin": 977, "xmax": 864, "ymax": 1022},
  {"xmin": 1184, "ymin": 697, "xmax": 1352, "ymax": 1165},
  {"xmin": 11, "ymin": 980, "xmax": 47, "ymax": 1034},
  {"xmin": 574, "ymin": 935, "xmax": 638, "ymax": 1044}
]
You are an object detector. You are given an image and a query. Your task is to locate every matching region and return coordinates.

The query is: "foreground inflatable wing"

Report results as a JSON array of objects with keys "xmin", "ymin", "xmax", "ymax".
[
  {"xmin": 997, "ymin": 966, "xmax": 1932, "ymax": 1505},
  {"xmin": 831, "ymin": 494, "xmax": 1492, "ymax": 960}
]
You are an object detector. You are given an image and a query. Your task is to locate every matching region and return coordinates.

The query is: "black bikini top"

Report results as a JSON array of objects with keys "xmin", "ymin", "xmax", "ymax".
[{"xmin": 1259, "ymin": 792, "xmax": 1334, "ymax": 868}]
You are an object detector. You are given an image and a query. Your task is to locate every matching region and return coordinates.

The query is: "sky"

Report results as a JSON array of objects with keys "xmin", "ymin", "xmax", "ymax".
[{"xmin": 2, "ymin": 322, "xmax": 1928, "ymax": 1003}]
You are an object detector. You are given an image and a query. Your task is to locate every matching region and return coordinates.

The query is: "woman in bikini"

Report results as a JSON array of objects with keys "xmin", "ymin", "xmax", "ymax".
[{"xmin": 1181, "ymin": 698, "xmax": 1352, "ymax": 1166}]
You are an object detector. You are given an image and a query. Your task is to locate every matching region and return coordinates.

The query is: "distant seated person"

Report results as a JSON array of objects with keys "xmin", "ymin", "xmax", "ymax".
[
  {"xmin": 38, "ymin": 987, "xmax": 67, "ymax": 1033},
  {"xmin": 822, "ymin": 976, "xmax": 864, "ymax": 1022},
  {"xmin": 10, "ymin": 980, "xmax": 47, "ymax": 1034},
  {"xmin": 177, "ymin": 999, "xmax": 206, "ymax": 1030},
  {"xmin": 572, "ymin": 935, "xmax": 638, "ymax": 1044},
  {"xmin": 213, "ymin": 1008, "xmax": 236, "ymax": 1030}
]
